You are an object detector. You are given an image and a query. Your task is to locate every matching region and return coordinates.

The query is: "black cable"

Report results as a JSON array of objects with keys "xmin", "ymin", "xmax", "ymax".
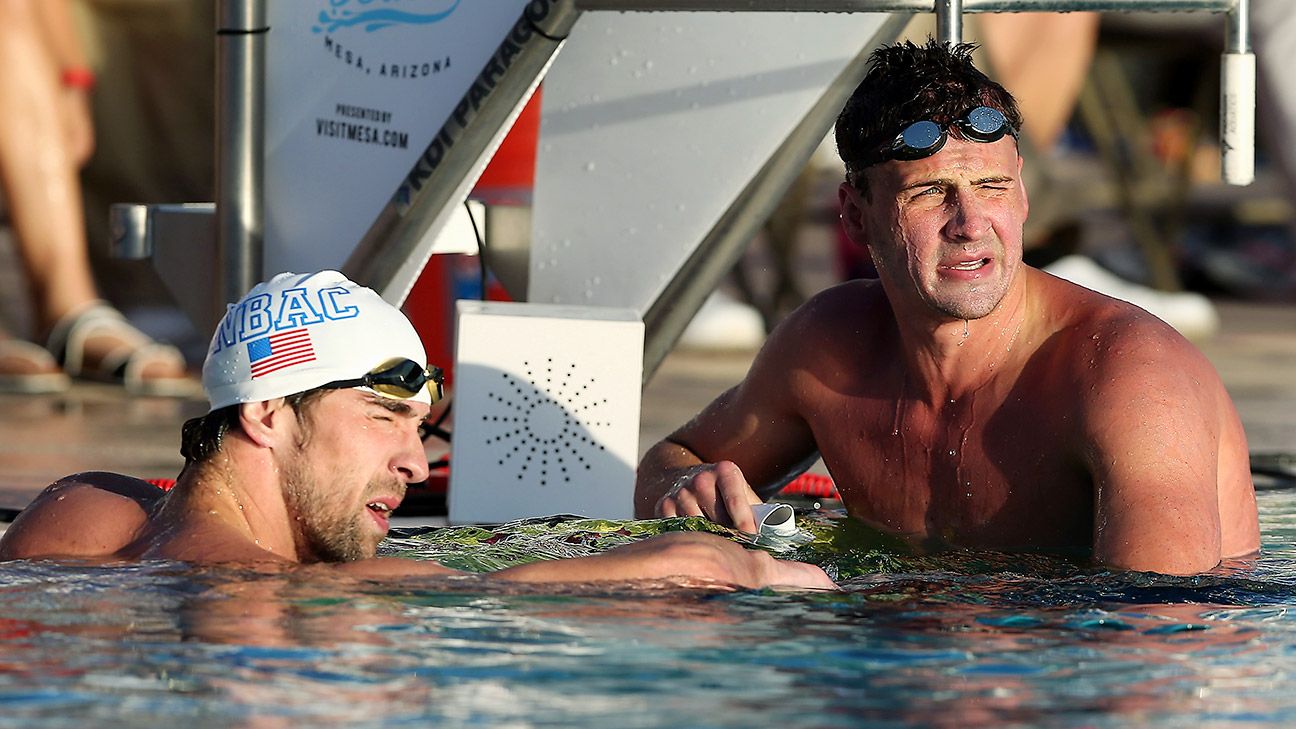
[
  {"xmin": 464, "ymin": 199, "xmax": 487, "ymax": 302},
  {"xmin": 421, "ymin": 400, "xmax": 453, "ymax": 444},
  {"xmin": 413, "ymin": 201, "xmax": 484, "ymax": 459},
  {"xmin": 527, "ymin": 19, "xmax": 567, "ymax": 43}
]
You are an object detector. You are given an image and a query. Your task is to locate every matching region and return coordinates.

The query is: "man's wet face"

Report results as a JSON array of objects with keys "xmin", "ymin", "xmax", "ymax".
[
  {"xmin": 851, "ymin": 136, "xmax": 1026, "ymax": 322},
  {"xmin": 277, "ymin": 391, "xmax": 416, "ymax": 562},
  {"xmin": 281, "ymin": 451, "xmax": 399, "ymax": 562}
]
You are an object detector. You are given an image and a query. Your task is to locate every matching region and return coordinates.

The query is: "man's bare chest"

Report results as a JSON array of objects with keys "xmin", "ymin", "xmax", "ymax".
[{"xmin": 803, "ymin": 390, "xmax": 1093, "ymax": 550}]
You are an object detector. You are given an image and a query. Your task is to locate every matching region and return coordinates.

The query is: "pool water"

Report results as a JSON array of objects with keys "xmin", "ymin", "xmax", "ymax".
[{"xmin": 2, "ymin": 488, "xmax": 1296, "ymax": 728}]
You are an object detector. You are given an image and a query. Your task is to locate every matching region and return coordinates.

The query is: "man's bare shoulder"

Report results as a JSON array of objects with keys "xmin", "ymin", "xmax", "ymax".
[
  {"xmin": 1033, "ymin": 269, "xmax": 1229, "ymax": 425},
  {"xmin": 750, "ymin": 279, "xmax": 894, "ymax": 393},
  {"xmin": 0, "ymin": 472, "xmax": 161, "ymax": 560},
  {"xmin": 1032, "ymin": 267, "xmax": 1203, "ymax": 366},
  {"xmin": 767, "ymin": 280, "xmax": 892, "ymax": 356}
]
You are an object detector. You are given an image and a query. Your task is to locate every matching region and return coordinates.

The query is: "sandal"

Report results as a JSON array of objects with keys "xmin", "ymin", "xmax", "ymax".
[
  {"xmin": 46, "ymin": 301, "xmax": 197, "ymax": 397},
  {"xmin": 0, "ymin": 338, "xmax": 71, "ymax": 394}
]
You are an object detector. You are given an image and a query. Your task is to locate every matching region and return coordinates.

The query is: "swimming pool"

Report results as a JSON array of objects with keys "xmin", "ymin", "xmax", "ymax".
[{"xmin": 1, "ymin": 487, "xmax": 1294, "ymax": 728}]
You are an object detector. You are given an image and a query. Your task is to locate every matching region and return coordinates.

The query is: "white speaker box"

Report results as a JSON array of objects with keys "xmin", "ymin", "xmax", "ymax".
[{"xmin": 448, "ymin": 301, "xmax": 644, "ymax": 523}]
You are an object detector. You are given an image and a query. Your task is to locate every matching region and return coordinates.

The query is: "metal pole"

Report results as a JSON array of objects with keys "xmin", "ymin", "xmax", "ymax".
[
  {"xmin": 1226, "ymin": 0, "xmax": 1249, "ymax": 52},
  {"xmin": 575, "ymin": 0, "xmax": 1234, "ymax": 12},
  {"xmin": 215, "ymin": 0, "xmax": 267, "ymax": 307},
  {"xmin": 1220, "ymin": 0, "xmax": 1254, "ymax": 184},
  {"xmin": 936, "ymin": 0, "xmax": 963, "ymax": 44}
]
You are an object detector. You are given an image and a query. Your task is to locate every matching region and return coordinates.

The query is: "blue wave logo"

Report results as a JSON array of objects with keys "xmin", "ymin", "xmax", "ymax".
[{"xmin": 312, "ymin": 0, "xmax": 460, "ymax": 34}]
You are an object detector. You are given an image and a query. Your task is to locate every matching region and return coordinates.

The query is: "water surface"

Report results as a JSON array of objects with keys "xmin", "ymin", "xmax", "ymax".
[{"xmin": 1, "ymin": 488, "xmax": 1295, "ymax": 728}]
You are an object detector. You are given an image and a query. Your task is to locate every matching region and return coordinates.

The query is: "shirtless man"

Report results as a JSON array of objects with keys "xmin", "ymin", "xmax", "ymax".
[
  {"xmin": 635, "ymin": 41, "xmax": 1259, "ymax": 576},
  {"xmin": 0, "ymin": 271, "xmax": 832, "ymax": 589}
]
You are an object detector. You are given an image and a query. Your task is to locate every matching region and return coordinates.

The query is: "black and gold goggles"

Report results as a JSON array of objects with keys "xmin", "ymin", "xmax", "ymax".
[{"xmin": 321, "ymin": 358, "xmax": 444, "ymax": 404}]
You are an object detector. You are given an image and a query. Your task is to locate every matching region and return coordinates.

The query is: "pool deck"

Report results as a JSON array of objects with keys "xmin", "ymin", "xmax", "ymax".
[{"xmin": 0, "ymin": 298, "xmax": 1293, "ymax": 515}]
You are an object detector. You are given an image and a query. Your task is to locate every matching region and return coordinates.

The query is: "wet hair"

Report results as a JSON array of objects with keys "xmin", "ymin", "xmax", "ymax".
[
  {"xmin": 835, "ymin": 40, "xmax": 1022, "ymax": 194},
  {"xmin": 180, "ymin": 388, "xmax": 329, "ymax": 465}
]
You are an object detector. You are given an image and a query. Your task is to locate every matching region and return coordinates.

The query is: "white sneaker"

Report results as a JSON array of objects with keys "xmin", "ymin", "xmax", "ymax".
[
  {"xmin": 1043, "ymin": 255, "xmax": 1220, "ymax": 340},
  {"xmin": 678, "ymin": 290, "xmax": 766, "ymax": 350}
]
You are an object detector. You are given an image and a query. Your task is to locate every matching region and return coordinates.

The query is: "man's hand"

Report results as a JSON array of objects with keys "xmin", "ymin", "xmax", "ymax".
[{"xmin": 656, "ymin": 461, "xmax": 764, "ymax": 533}]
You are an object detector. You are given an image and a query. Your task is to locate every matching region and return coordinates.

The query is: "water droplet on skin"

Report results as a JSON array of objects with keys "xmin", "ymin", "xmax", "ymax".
[
  {"xmin": 949, "ymin": 450, "xmax": 957, "ymax": 456},
  {"xmin": 1091, "ymin": 334, "xmax": 1100, "ymax": 340},
  {"xmin": 56, "ymin": 495, "xmax": 65, "ymax": 501}
]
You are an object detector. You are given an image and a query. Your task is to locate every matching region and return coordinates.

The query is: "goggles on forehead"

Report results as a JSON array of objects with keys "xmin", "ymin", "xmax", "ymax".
[
  {"xmin": 321, "ymin": 358, "xmax": 444, "ymax": 404},
  {"xmin": 866, "ymin": 106, "xmax": 1018, "ymax": 167}
]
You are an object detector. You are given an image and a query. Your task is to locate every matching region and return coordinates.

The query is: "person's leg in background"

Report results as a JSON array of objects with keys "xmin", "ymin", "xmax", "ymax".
[
  {"xmin": 979, "ymin": 12, "xmax": 1101, "ymax": 153},
  {"xmin": 0, "ymin": 0, "xmax": 188, "ymax": 395}
]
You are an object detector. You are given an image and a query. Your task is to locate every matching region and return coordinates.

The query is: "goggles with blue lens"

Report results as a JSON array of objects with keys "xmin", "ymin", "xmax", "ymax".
[
  {"xmin": 866, "ymin": 106, "xmax": 1018, "ymax": 167},
  {"xmin": 321, "ymin": 358, "xmax": 444, "ymax": 404}
]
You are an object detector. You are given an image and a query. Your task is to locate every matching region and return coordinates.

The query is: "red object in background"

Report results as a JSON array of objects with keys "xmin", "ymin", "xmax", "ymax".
[
  {"xmin": 403, "ymin": 87, "xmax": 543, "ymax": 389},
  {"xmin": 780, "ymin": 473, "xmax": 841, "ymax": 500},
  {"xmin": 473, "ymin": 87, "xmax": 542, "ymax": 197}
]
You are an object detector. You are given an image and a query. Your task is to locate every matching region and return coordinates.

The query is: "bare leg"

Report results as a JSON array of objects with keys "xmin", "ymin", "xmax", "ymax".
[
  {"xmin": 0, "ymin": 0, "xmax": 98, "ymax": 331},
  {"xmin": 0, "ymin": 0, "xmax": 187, "ymax": 390},
  {"xmin": 978, "ymin": 12, "xmax": 1101, "ymax": 152}
]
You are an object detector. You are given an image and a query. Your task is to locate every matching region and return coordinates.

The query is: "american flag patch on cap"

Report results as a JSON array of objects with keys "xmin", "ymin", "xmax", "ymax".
[{"xmin": 247, "ymin": 328, "xmax": 316, "ymax": 378}]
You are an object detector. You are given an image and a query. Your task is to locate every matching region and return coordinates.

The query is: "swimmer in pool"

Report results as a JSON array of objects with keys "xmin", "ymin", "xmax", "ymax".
[
  {"xmin": 0, "ymin": 271, "xmax": 833, "ymax": 589},
  {"xmin": 635, "ymin": 40, "xmax": 1259, "ymax": 576}
]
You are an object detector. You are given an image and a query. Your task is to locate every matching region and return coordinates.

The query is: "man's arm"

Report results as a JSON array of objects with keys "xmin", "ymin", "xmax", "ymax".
[
  {"xmin": 0, "ymin": 473, "xmax": 160, "ymax": 560},
  {"xmin": 493, "ymin": 532, "xmax": 834, "ymax": 589},
  {"xmin": 635, "ymin": 302, "xmax": 824, "ymax": 530},
  {"xmin": 340, "ymin": 533, "xmax": 835, "ymax": 590},
  {"xmin": 1082, "ymin": 323, "xmax": 1256, "ymax": 575}
]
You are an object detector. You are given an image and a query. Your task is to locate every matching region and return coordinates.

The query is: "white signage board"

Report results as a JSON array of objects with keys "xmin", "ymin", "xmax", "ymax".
[{"xmin": 264, "ymin": 0, "xmax": 529, "ymax": 276}]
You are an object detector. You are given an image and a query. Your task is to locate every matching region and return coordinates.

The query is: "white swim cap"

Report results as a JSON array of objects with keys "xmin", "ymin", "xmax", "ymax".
[{"xmin": 202, "ymin": 271, "xmax": 431, "ymax": 410}]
